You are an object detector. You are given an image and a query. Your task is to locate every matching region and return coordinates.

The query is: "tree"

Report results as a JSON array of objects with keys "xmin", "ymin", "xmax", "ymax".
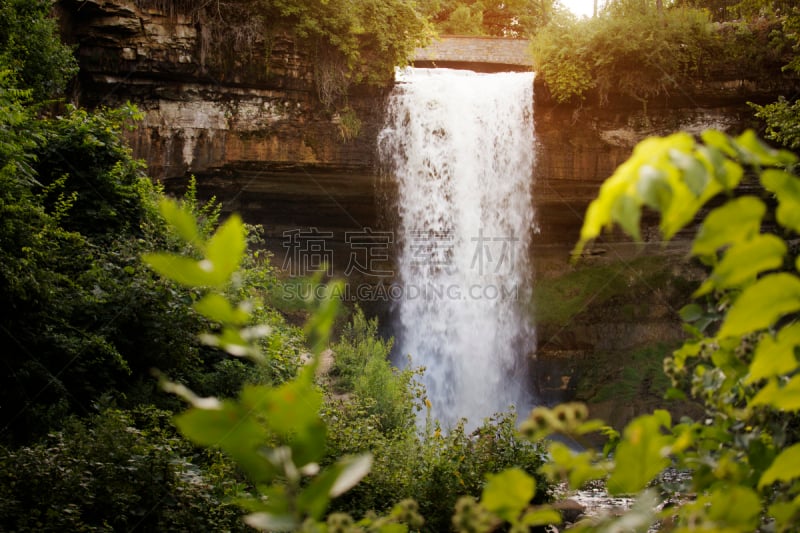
[
  {"xmin": 0, "ymin": 0, "xmax": 77, "ymax": 102},
  {"xmin": 428, "ymin": 0, "xmax": 556, "ymax": 37}
]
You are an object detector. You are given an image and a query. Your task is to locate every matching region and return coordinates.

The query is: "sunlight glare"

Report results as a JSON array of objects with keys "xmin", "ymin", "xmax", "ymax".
[{"xmin": 560, "ymin": 0, "xmax": 596, "ymax": 18}]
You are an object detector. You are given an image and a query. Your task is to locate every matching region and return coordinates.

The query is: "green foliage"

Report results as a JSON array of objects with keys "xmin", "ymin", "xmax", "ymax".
[
  {"xmin": 531, "ymin": 7, "xmax": 715, "ymax": 104},
  {"xmin": 0, "ymin": 72, "xmax": 38, "ymax": 186},
  {"xmin": 337, "ymin": 106, "xmax": 362, "ymax": 142},
  {"xmin": 200, "ymin": 0, "xmax": 431, "ymax": 105},
  {"xmin": 0, "ymin": 87, "xmax": 295, "ymax": 441},
  {"xmin": 675, "ymin": 0, "xmax": 797, "ymax": 21},
  {"xmin": 531, "ymin": 5, "xmax": 792, "ymax": 105},
  {"xmin": 513, "ymin": 129, "xmax": 800, "ymax": 531},
  {"xmin": 330, "ymin": 308, "xmax": 419, "ymax": 433},
  {"xmin": 0, "ymin": 101, "xmax": 265, "ymax": 440},
  {"xmin": 0, "ymin": 106, "xmax": 162, "ymax": 438},
  {"xmin": 325, "ymin": 405, "xmax": 549, "ymax": 532},
  {"xmin": 0, "ymin": 0, "xmax": 77, "ymax": 101},
  {"xmin": 145, "ymin": 201, "xmax": 394, "ymax": 531},
  {"xmin": 34, "ymin": 104, "xmax": 147, "ymax": 239},
  {"xmin": 409, "ymin": 415, "xmax": 548, "ymax": 531},
  {"xmin": 426, "ymin": 0, "xmax": 556, "ymax": 36},
  {"xmin": 529, "ymin": 16, "xmax": 595, "ymax": 102},
  {"xmin": 0, "ymin": 407, "xmax": 246, "ymax": 532},
  {"xmin": 573, "ymin": 129, "xmax": 795, "ymax": 254},
  {"xmin": 438, "ymin": 4, "xmax": 484, "ymax": 35},
  {"xmin": 751, "ymin": 96, "xmax": 800, "ymax": 150}
]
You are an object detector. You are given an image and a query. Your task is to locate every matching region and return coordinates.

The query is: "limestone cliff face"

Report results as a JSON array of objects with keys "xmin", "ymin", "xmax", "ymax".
[
  {"xmin": 59, "ymin": 0, "xmax": 387, "ymax": 232},
  {"xmin": 530, "ymin": 76, "xmax": 800, "ymax": 248},
  {"xmin": 60, "ymin": 0, "xmax": 799, "ymax": 239}
]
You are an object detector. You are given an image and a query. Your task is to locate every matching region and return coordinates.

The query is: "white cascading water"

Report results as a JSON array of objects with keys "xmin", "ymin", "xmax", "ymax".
[{"xmin": 378, "ymin": 68, "xmax": 537, "ymax": 429}]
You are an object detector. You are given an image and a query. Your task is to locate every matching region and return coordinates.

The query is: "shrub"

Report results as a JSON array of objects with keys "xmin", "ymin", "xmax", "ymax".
[
  {"xmin": 508, "ymin": 130, "xmax": 800, "ymax": 531},
  {"xmin": 0, "ymin": 0, "xmax": 78, "ymax": 101},
  {"xmin": 325, "ymin": 404, "xmax": 549, "ymax": 532},
  {"xmin": 0, "ymin": 408, "xmax": 246, "ymax": 532},
  {"xmin": 531, "ymin": 6, "xmax": 792, "ymax": 105},
  {"xmin": 330, "ymin": 307, "xmax": 420, "ymax": 433}
]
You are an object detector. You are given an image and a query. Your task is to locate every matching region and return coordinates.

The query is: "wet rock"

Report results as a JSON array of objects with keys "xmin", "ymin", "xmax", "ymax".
[{"xmin": 552, "ymin": 498, "xmax": 586, "ymax": 524}]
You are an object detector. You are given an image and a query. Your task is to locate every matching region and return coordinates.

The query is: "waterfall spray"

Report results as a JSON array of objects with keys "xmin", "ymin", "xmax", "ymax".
[{"xmin": 379, "ymin": 68, "xmax": 537, "ymax": 429}]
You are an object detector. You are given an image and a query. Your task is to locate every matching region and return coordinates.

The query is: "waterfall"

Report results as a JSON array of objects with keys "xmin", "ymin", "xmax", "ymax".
[{"xmin": 378, "ymin": 67, "xmax": 537, "ymax": 429}]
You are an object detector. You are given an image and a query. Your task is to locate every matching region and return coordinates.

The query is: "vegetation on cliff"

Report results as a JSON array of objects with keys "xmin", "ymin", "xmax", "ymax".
[
  {"xmin": 422, "ymin": 0, "xmax": 557, "ymax": 37},
  {"xmin": 136, "ymin": 0, "xmax": 432, "ymax": 107},
  {"xmin": 531, "ymin": 0, "xmax": 799, "ymax": 105}
]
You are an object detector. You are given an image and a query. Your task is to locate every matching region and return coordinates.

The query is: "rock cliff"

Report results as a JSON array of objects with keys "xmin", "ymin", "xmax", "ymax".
[
  {"xmin": 59, "ymin": 0, "xmax": 800, "ymax": 241},
  {"xmin": 59, "ymin": 0, "xmax": 388, "ymax": 234}
]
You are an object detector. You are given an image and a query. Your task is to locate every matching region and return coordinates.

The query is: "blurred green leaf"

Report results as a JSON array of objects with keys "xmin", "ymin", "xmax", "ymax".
[
  {"xmin": 762, "ymin": 169, "xmax": 800, "ymax": 233},
  {"xmin": 194, "ymin": 292, "xmax": 250, "ymax": 325},
  {"xmin": 748, "ymin": 323, "xmax": 800, "ymax": 383},
  {"xmin": 695, "ymin": 234, "xmax": 786, "ymax": 296},
  {"xmin": 304, "ymin": 281, "xmax": 343, "ymax": 356},
  {"xmin": 636, "ymin": 165, "xmax": 671, "ymax": 211},
  {"xmin": 542, "ymin": 442, "xmax": 608, "ymax": 490},
  {"xmin": 143, "ymin": 252, "xmax": 229, "ymax": 287},
  {"xmin": 159, "ymin": 198, "xmax": 201, "ymax": 246},
  {"xmin": 330, "ymin": 454, "xmax": 373, "ymax": 497},
  {"xmin": 760, "ymin": 444, "xmax": 800, "ymax": 488},
  {"xmin": 701, "ymin": 129, "xmax": 738, "ymax": 159},
  {"xmin": 174, "ymin": 402, "xmax": 274, "ymax": 482},
  {"xmin": 751, "ymin": 376, "xmax": 800, "ymax": 411},
  {"xmin": 522, "ymin": 507, "xmax": 561, "ymax": 527},
  {"xmin": 769, "ymin": 501, "xmax": 800, "ymax": 533},
  {"xmin": 297, "ymin": 465, "xmax": 340, "ymax": 520},
  {"xmin": 481, "ymin": 468, "xmax": 535, "ymax": 523},
  {"xmin": 243, "ymin": 512, "xmax": 297, "ymax": 532},
  {"xmin": 607, "ymin": 413, "xmax": 672, "ymax": 495},
  {"xmin": 679, "ymin": 303, "xmax": 704, "ymax": 322},
  {"xmin": 691, "ymin": 196, "xmax": 765, "ymax": 257},
  {"xmin": 670, "ymin": 148, "xmax": 708, "ymax": 195},
  {"xmin": 205, "ymin": 214, "xmax": 246, "ymax": 283},
  {"xmin": 719, "ymin": 273, "xmax": 800, "ymax": 338},
  {"xmin": 611, "ymin": 194, "xmax": 642, "ymax": 241},
  {"xmin": 733, "ymin": 129, "xmax": 797, "ymax": 167}
]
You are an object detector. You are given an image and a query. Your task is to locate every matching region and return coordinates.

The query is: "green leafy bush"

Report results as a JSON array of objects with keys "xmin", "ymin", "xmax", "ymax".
[
  {"xmin": 324, "ymin": 403, "xmax": 550, "ymax": 532},
  {"xmin": 752, "ymin": 96, "xmax": 800, "ymax": 149},
  {"xmin": 503, "ymin": 129, "xmax": 800, "ymax": 532},
  {"xmin": 194, "ymin": 0, "xmax": 431, "ymax": 104},
  {"xmin": 0, "ymin": 407, "xmax": 246, "ymax": 532},
  {"xmin": 0, "ymin": 96, "xmax": 299, "ymax": 440},
  {"xmin": 0, "ymin": 0, "xmax": 77, "ymax": 101},
  {"xmin": 34, "ymin": 105, "xmax": 148, "ymax": 239},
  {"xmin": 426, "ymin": 0, "xmax": 556, "ymax": 37},
  {"xmin": 531, "ymin": 5, "xmax": 792, "ymax": 105},
  {"xmin": 330, "ymin": 308, "xmax": 420, "ymax": 433},
  {"xmin": 749, "ymin": 9, "xmax": 800, "ymax": 149}
]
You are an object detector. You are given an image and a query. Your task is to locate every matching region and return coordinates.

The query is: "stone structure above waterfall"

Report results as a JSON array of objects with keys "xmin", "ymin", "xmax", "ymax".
[{"xmin": 412, "ymin": 36, "xmax": 532, "ymax": 72}]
